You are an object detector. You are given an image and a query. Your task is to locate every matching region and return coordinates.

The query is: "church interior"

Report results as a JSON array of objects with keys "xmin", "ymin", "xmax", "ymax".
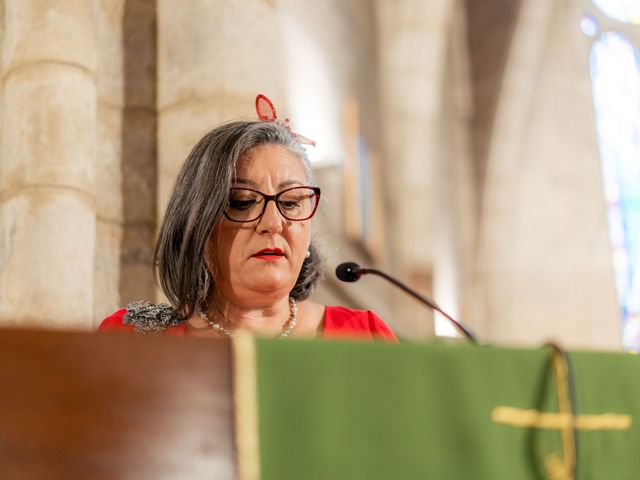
[
  {"xmin": 3, "ymin": 1, "xmax": 640, "ymax": 479},
  {"xmin": 0, "ymin": 0, "xmax": 637, "ymax": 352}
]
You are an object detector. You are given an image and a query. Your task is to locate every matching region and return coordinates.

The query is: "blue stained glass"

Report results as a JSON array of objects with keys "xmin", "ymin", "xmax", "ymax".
[
  {"xmin": 593, "ymin": 0, "xmax": 640, "ymax": 24},
  {"xmin": 581, "ymin": 15, "xmax": 600, "ymax": 37},
  {"xmin": 590, "ymin": 32, "xmax": 640, "ymax": 349}
]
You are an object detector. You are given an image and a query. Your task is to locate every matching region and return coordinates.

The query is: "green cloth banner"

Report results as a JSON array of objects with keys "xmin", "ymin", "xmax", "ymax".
[{"xmin": 254, "ymin": 340, "xmax": 640, "ymax": 479}]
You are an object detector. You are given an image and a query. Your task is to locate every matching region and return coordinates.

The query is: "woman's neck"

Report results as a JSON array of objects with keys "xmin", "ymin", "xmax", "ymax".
[
  {"xmin": 191, "ymin": 295, "xmax": 293, "ymax": 337},
  {"xmin": 220, "ymin": 296, "xmax": 292, "ymax": 335}
]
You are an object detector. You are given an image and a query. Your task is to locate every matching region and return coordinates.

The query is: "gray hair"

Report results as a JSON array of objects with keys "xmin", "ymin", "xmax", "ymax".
[{"xmin": 154, "ymin": 121, "xmax": 323, "ymax": 318}]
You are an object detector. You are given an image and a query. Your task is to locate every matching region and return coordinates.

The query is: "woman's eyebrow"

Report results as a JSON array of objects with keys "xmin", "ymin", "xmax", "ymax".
[
  {"xmin": 233, "ymin": 178, "xmax": 259, "ymax": 187},
  {"xmin": 278, "ymin": 180, "xmax": 305, "ymax": 189},
  {"xmin": 232, "ymin": 178, "xmax": 306, "ymax": 189}
]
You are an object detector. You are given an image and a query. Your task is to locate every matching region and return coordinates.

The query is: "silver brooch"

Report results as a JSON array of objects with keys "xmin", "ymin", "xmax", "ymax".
[{"xmin": 122, "ymin": 301, "xmax": 182, "ymax": 334}]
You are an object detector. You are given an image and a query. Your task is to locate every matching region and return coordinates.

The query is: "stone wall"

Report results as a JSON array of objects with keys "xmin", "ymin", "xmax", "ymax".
[
  {"xmin": 0, "ymin": 0, "xmax": 627, "ymax": 350},
  {"xmin": 476, "ymin": 0, "xmax": 620, "ymax": 348}
]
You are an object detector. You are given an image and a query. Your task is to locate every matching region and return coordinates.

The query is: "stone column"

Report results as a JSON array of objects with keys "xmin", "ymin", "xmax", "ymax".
[
  {"xmin": 95, "ymin": 0, "xmax": 125, "ymax": 323},
  {"xmin": 376, "ymin": 0, "xmax": 455, "ymax": 338},
  {"xmin": 0, "ymin": 0, "xmax": 98, "ymax": 329}
]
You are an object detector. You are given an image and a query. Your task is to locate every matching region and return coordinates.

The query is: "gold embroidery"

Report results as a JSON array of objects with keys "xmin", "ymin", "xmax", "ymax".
[
  {"xmin": 491, "ymin": 346, "xmax": 632, "ymax": 480},
  {"xmin": 550, "ymin": 345, "xmax": 575, "ymax": 479},
  {"xmin": 491, "ymin": 406, "xmax": 632, "ymax": 431},
  {"xmin": 544, "ymin": 453, "xmax": 571, "ymax": 480}
]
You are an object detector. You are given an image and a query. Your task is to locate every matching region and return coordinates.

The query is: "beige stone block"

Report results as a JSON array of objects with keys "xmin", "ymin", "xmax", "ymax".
[
  {"xmin": 121, "ymin": 222, "xmax": 155, "ymax": 265},
  {"xmin": 376, "ymin": 0, "xmax": 449, "ymax": 32},
  {"xmin": 97, "ymin": 0, "xmax": 125, "ymax": 106},
  {"xmin": 120, "ymin": 263, "xmax": 157, "ymax": 306},
  {"xmin": 312, "ymin": 166, "xmax": 345, "ymax": 235},
  {"xmin": 96, "ymin": 102, "xmax": 123, "ymax": 222},
  {"xmin": 0, "ymin": 190, "xmax": 95, "ymax": 329},
  {"xmin": 377, "ymin": 0, "xmax": 452, "ymax": 118},
  {"xmin": 157, "ymin": 0, "xmax": 281, "ymax": 109},
  {"xmin": 157, "ymin": 99, "xmax": 250, "ymax": 213},
  {"xmin": 2, "ymin": 64, "xmax": 97, "ymax": 193},
  {"xmin": 119, "ymin": 218, "xmax": 156, "ymax": 306},
  {"xmin": 120, "ymin": 221, "xmax": 156, "ymax": 305},
  {"xmin": 94, "ymin": 218, "xmax": 122, "ymax": 325},
  {"xmin": 3, "ymin": 0, "xmax": 98, "ymax": 74},
  {"xmin": 122, "ymin": 108, "xmax": 156, "ymax": 224},
  {"xmin": 98, "ymin": 0, "xmax": 157, "ymax": 107},
  {"xmin": 119, "ymin": 222, "xmax": 156, "ymax": 304},
  {"xmin": 122, "ymin": 0, "xmax": 156, "ymax": 108}
]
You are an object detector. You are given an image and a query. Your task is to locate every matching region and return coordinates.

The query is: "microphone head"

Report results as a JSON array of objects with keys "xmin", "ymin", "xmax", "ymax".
[{"xmin": 335, "ymin": 262, "xmax": 363, "ymax": 282}]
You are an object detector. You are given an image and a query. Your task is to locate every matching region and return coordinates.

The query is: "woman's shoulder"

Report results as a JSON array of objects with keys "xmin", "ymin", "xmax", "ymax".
[
  {"xmin": 97, "ymin": 308, "xmax": 133, "ymax": 332},
  {"xmin": 324, "ymin": 305, "xmax": 397, "ymax": 341},
  {"xmin": 97, "ymin": 301, "xmax": 186, "ymax": 334}
]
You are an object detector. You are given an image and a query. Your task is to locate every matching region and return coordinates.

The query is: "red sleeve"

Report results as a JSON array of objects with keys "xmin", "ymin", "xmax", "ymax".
[
  {"xmin": 323, "ymin": 306, "xmax": 398, "ymax": 342},
  {"xmin": 96, "ymin": 309, "xmax": 135, "ymax": 333},
  {"xmin": 366, "ymin": 310, "xmax": 398, "ymax": 342}
]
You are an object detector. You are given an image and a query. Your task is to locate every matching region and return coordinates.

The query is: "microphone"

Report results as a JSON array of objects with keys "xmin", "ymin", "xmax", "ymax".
[
  {"xmin": 335, "ymin": 262, "xmax": 363, "ymax": 282},
  {"xmin": 335, "ymin": 262, "xmax": 478, "ymax": 343}
]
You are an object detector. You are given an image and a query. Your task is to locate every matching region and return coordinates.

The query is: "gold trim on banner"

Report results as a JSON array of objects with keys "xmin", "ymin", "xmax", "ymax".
[
  {"xmin": 233, "ymin": 331, "xmax": 260, "ymax": 480},
  {"xmin": 549, "ymin": 345, "xmax": 576, "ymax": 480},
  {"xmin": 491, "ymin": 407, "xmax": 632, "ymax": 431}
]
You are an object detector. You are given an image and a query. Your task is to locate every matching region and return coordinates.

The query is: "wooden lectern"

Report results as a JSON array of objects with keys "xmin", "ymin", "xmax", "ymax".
[
  {"xmin": 4, "ymin": 328, "xmax": 640, "ymax": 479},
  {"xmin": 0, "ymin": 328, "xmax": 236, "ymax": 479}
]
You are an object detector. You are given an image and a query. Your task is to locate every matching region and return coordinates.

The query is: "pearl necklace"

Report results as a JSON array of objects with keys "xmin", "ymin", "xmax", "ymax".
[{"xmin": 196, "ymin": 297, "xmax": 298, "ymax": 338}]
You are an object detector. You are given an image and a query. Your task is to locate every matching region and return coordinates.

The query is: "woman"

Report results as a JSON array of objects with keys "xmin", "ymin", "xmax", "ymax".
[{"xmin": 99, "ymin": 96, "xmax": 395, "ymax": 341}]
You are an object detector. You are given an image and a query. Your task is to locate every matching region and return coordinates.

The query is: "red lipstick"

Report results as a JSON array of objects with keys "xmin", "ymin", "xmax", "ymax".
[{"xmin": 252, "ymin": 248, "xmax": 285, "ymax": 261}]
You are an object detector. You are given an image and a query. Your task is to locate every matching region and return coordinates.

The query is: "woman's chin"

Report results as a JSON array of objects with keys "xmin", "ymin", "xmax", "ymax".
[{"xmin": 243, "ymin": 275, "xmax": 293, "ymax": 297}]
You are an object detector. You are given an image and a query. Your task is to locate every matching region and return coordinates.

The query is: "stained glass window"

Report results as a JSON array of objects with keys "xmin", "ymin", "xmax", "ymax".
[
  {"xmin": 581, "ymin": 15, "xmax": 600, "ymax": 37},
  {"xmin": 589, "ymin": 31, "xmax": 640, "ymax": 349},
  {"xmin": 593, "ymin": 0, "xmax": 640, "ymax": 24}
]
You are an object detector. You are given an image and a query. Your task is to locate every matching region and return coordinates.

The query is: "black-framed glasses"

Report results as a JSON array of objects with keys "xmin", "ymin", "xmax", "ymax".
[{"xmin": 224, "ymin": 186, "xmax": 321, "ymax": 222}]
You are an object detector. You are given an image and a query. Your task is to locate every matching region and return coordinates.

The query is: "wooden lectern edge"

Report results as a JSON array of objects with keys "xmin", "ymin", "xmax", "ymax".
[{"xmin": 0, "ymin": 327, "xmax": 237, "ymax": 479}]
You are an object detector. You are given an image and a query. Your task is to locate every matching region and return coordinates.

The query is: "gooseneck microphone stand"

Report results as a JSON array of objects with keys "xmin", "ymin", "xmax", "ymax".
[{"xmin": 336, "ymin": 262, "xmax": 478, "ymax": 344}]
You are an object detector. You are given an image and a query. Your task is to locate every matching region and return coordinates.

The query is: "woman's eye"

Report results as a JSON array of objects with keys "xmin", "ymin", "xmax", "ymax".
[
  {"xmin": 229, "ymin": 198, "xmax": 258, "ymax": 210},
  {"xmin": 279, "ymin": 200, "xmax": 301, "ymax": 210}
]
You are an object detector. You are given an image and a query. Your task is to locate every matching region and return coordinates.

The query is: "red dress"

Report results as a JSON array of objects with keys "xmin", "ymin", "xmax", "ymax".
[{"xmin": 98, "ymin": 305, "xmax": 397, "ymax": 341}]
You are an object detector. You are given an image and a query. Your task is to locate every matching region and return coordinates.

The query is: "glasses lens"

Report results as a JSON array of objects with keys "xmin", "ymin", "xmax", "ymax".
[
  {"xmin": 226, "ymin": 189, "xmax": 264, "ymax": 221},
  {"xmin": 277, "ymin": 187, "xmax": 318, "ymax": 220}
]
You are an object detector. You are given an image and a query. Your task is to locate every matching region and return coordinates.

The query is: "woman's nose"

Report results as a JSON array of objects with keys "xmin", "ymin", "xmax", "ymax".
[{"xmin": 256, "ymin": 199, "xmax": 284, "ymax": 234}]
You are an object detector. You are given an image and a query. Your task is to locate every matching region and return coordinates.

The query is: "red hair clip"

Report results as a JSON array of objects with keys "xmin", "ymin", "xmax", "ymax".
[{"xmin": 255, "ymin": 94, "xmax": 316, "ymax": 147}]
